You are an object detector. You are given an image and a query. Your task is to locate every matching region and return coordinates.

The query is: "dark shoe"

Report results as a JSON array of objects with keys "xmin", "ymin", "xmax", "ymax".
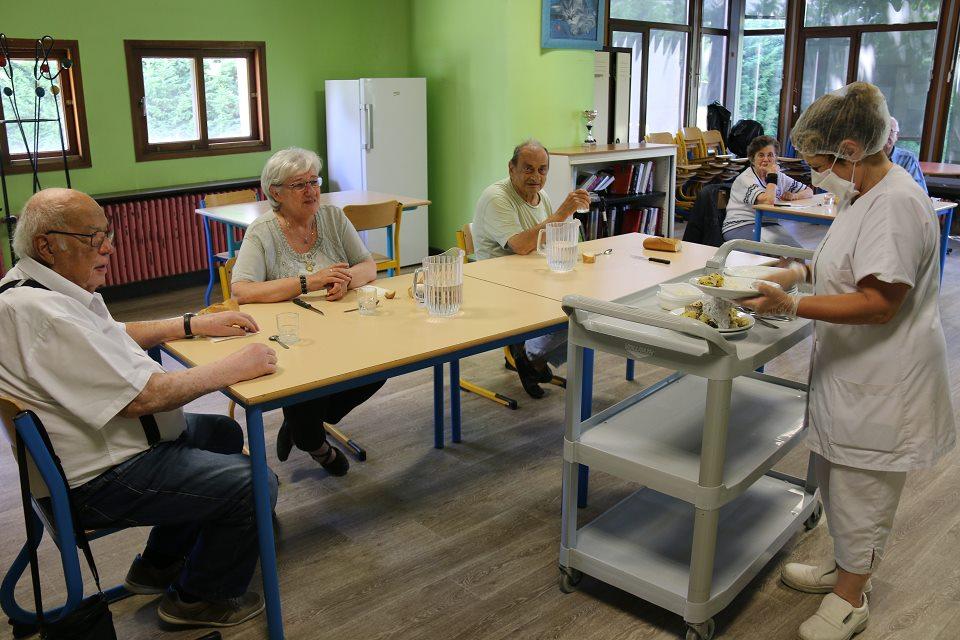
[
  {"xmin": 508, "ymin": 344, "xmax": 546, "ymax": 399},
  {"xmin": 528, "ymin": 358, "xmax": 554, "ymax": 384},
  {"xmin": 312, "ymin": 444, "xmax": 350, "ymax": 476},
  {"xmin": 276, "ymin": 420, "xmax": 293, "ymax": 462},
  {"xmin": 158, "ymin": 589, "xmax": 264, "ymax": 627},
  {"xmin": 124, "ymin": 554, "xmax": 184, "ymax": 595}
]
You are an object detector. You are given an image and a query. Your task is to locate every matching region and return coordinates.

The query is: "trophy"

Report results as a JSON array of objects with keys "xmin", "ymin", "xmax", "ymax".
[{"xmin": 582, "ymin": 109, "xmax": 598, "ymax": 146}]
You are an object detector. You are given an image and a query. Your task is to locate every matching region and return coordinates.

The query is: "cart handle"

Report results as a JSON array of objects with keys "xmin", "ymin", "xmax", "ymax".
[
  {"xmin": 706, "ymin": 240, "xmax": 814, "ymax": 272},
  {"xmin": 562, "ymin": 295, "xmax": 738, "ymax": 356}
]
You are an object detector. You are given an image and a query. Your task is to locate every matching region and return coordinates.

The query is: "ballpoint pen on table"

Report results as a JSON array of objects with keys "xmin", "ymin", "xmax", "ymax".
[{"xmin": 292, "ymin": 297, "xmax": 324, "ymax": 315}]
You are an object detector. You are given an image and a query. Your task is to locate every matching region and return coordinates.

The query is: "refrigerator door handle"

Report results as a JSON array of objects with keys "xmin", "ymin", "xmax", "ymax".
[{"xmin": 364, "ymin": 103, "xmax": 374, "ymax": 151}]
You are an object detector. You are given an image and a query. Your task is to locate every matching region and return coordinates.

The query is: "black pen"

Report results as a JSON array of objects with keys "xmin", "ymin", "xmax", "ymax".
[{"xmin": 292, "ymin": 297, "xmax": 324, "ymax": 316}]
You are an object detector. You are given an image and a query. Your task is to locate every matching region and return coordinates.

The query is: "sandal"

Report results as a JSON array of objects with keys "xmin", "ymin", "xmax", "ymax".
[{"xmin": 311, "ymin": 444, "xmax": 350, "ymax": 476}]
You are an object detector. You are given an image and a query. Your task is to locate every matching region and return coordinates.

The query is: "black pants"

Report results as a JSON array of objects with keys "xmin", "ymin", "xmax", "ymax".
[{"xmin": 281, "ymin": 380, "xmax": 385, "ymax": 452}]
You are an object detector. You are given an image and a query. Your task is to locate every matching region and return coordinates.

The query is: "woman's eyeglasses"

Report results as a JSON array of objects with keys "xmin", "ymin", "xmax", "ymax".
[
  {"xmin": 281, "ymin": 178, "xmax": 322, "ymax": 192},
  {"xmin": 46, "ymin": 228, "xmax": 115, "ymax": 250}
]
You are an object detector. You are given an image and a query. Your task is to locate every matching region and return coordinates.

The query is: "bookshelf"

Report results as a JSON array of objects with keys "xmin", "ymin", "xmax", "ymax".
[{"xmin": 547, "ymin": 143, "xmax": 677, "ymax": 238}]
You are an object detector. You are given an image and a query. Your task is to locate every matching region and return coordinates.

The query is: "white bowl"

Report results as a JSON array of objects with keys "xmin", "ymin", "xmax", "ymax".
[{"xmin": 657, "ymin": 282, "xmax": 703, "ymax": 309}]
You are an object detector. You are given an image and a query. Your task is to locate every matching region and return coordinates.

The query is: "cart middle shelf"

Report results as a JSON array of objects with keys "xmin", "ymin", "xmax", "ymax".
[{"xmin": 565, "ymin": 373, "xmax": 807, "ymax": 509}]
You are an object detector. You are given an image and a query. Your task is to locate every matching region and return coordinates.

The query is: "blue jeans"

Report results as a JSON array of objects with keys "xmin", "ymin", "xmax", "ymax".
[
  {"xmin": 71, "ymin": 414, "xmax": 279, "ymax": 600},
  {"xmin": 525, "ymin": 329, "xmax": 568, "ymax": 368}
]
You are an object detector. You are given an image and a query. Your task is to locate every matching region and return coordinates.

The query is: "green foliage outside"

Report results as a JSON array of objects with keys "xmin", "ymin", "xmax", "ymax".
[
  {"xmin": 142, "ymin": 57, "xmax": 246, "ymax": 144},
  {"xmin": 610, "ymin": 0, "xmax": 688, "ymax": 24},
  {"xmin": 804, "ymin": 0, "xmax": 939, "ymax": 26},
  {"xmin": 735, "ymin": 35, "xmax": 783, "ymax": 139},
  {"xmin": 0, "ymin": 60, "xmax": 67, "ymax": 155}
]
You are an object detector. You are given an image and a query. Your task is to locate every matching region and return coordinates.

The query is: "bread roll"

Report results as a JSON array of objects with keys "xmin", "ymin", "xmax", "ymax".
[
  {"xmin": 197, "ymin": 298, "xmax": 240, "ymax": 315},
  {"xmin": 642, "ymin": 236, "xmax": 682, "ymax": 252}
]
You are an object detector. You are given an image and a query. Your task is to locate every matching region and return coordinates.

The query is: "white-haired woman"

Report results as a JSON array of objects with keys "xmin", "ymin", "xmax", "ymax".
[
  {"xmin": 231, "ymin": 147, "xmax": 382, "ymax": 475},
  {"xmin": 744, "ymin": 82, "xmax": 955, "ymax": 640}
]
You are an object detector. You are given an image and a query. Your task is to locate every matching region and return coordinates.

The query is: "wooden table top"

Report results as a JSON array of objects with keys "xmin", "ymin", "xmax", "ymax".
[
  {"xmin": 920, "ymin": 162, "xmax": 960, "ymax": 177},
  {"xmin": 163, "ymin": 273, "xmax": 560, "ymax": 406},
  {"xmin": 195, "ymin": 190, "xmax": 431, "ymax": 227},
  {"xmin": 462, "ymin": 234, "xmax": 768, "ymax": 303},
  {"xmin": 755, "ymin": 193, "xmax": 957, "ymax": 220}
]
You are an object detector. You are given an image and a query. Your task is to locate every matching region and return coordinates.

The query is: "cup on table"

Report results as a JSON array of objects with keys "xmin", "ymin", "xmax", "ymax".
[
  {"xmin": 276, "ymin": 312, "xmax": 299, "ymax": 345},
  {"xmin": 822, "ymin": 192, "xmax": 836, "ymax": 214},
  {"xmin": 357, "ymin": 285, "xmax": 378, "ymax": 315}
]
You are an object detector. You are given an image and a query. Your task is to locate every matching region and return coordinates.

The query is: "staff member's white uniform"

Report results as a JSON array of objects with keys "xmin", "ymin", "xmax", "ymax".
[{"xmin": 807, "ymin": 165, "xmax": 956, "ymax": 571}]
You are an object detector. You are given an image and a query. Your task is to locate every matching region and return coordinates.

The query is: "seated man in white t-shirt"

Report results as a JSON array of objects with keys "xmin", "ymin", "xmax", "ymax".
[
  {"xmin": 472, "ymin": 139, "xmax": 590, "ymax": 398},
  {"xmin": 0, "ymin": 188, "xmax": 279, "ymax": 630}
]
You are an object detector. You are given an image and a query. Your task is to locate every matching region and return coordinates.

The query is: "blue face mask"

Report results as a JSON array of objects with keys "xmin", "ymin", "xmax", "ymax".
[{"xmin": 810, "ymin": 154, "xmax": 859, "ymax": 209}]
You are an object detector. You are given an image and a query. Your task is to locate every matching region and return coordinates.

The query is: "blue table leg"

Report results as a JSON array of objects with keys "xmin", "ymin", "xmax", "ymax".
[
  {"xmin": 625, "ymin": 359, "xmax": 635, "ymax": 381},
  {"xmin": 433, "ymin": 364, "xmax": 444, "ymax": 449},
  {"xmin": 753, "ymin": 210, "xmax": 763, "ymax": 242},
  {"xmin": 202, "ymin": 216, "xmax": 216, "ymax": 307},
  {"xmin": 450, "ymin": 359, "xmax": 462, "ymax": 443},
  {"xmin": 578, "ymin": 348, "xmax": 594, "ymax": 508},
  {"xmin": 244, "ymin": 407, "xmax": 284, "ymax": 639},
  {"xmin": 940, "ymin": 208, "xmax": 953, "ymax": 283}
]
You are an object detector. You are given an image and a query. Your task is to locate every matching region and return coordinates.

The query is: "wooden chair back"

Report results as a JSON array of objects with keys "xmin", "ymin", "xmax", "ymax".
[
  {"xmin": 702, "ymin": 129, "xmax": 727, "ymax": 155},
  {"xmin": 456, "ymin": 223, "xmax": 476, "ymax": 262},
  {"xmin": 678, "ymin": 127, "xmax": 707, "ymax": 160},
  {"xmin": 342, "ymin": 200, "xmax": 403, "ymax": 274},
  {"xmin": 219, "ymin": 257, "xmax": 237, "ymax": 302},
  {"xmin": 203, "ymin": 189, "xmax": 258, "ymax": 208},
  {"xmin": 645, "ymin": 132, "xmax": 676, "ymax": 145}
]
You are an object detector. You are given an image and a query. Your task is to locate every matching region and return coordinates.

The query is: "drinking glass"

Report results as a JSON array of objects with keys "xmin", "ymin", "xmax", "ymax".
[
  {"xmin": 357, "ymin": 286, "xmax": 378, "ymax": 315},
  {"xmin": 413, "ymin": 247, "xmax": 465, "ymax": 317},
  {"xmin": 536, "ymin": 220, "xmax": 581, "ymax": 273},
  {"xmin": 276, "ymin": 312, "xmax": 299, "ymax": 345}
]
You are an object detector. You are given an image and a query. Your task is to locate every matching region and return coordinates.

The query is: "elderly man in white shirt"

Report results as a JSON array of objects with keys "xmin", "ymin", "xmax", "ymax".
[{"xmin": 0, "ymin": 188, "xmax": 279, "ymax": 629}]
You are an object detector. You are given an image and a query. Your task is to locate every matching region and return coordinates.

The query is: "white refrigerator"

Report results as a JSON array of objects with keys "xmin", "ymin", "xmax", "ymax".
[{"xmin": 325, "ymin": 77, "xmax": 429, "ymax": 266}]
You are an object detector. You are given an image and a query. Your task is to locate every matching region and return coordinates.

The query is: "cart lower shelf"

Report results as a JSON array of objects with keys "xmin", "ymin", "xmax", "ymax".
[{"xmin": 560, "ymin": 475, "xmax": 817, "ymax": 623}]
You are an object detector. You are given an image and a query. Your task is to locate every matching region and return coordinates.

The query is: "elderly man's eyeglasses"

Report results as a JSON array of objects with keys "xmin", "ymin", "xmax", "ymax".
[
  {"xmin": 281, "ymin": 178, "xmax": 322, "ymax": 192},
  {"xmin": 46, "ymin": 228, "xmax": 115, "ymax": 250}
]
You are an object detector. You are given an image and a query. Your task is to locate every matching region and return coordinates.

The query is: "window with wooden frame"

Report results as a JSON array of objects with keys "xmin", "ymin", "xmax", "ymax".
[
  {"xmin": 0, "ymin": 37, "xmax": 91, "ymax": 174},
  {"xmin": 124, "ymin": 40, "xmax": 270, "ymax": 161}
]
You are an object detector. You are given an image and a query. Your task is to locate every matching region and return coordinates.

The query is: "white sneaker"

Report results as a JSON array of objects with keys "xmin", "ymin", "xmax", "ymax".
[
  {"xmin": 782, "ymin": 561, "xmax": 872, "ymax": 594},
  {"xmin": 799, "ymin": 593, "xmax": 868, "ymax": 640}
]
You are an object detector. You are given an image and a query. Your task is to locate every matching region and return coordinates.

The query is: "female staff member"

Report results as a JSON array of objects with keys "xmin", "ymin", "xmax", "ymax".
[
  {"xmin": 745, "ymin": 82, "xmax": 956, "ymax": 640},
  {"xmin": 231, "ymin": 147, "xmax": 383, "ymax": 476},
  {"xmin": 721, "ymin": 134, "xmax": 812, "ymax": 246}
]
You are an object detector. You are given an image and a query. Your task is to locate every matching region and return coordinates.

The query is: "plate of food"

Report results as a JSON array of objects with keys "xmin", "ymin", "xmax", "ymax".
[
  {"xmin": 688, "ymin": 272, "xmax": 781, "ymax": 300},
  {"xmin": 670, "ymin": 300, "xmax": 754, "ymax": 334},
  {"xmin": 722, "ymin": 265, "xmax": 790, "ymax": 280}
]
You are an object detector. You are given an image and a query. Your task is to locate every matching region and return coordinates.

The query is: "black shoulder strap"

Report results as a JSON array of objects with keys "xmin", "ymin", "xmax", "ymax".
[
  {"xmin": 3, "ymin": 279, "xmax": 163, "ymax": 447},
  {"xmin": 0, "ymin": 278, "xmax": 49, "ymax": 295}
]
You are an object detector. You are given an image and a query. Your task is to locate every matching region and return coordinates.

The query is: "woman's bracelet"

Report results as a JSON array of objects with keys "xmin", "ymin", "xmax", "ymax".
[{"xmin": 299, "ymin": 274, "xmax": 308, "ymax": 295}]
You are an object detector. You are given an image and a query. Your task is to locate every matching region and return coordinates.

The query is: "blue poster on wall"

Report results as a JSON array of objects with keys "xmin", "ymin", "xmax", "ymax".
[{"xmin": 541, "ymin": 0, "xmax": 605, "ymax": 50}]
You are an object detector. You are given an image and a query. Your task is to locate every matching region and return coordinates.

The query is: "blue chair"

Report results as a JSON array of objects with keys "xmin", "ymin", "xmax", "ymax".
[
  {"xmin": 200, "ymin": 188, "xmax": 259, "ymax": 306},
  {"xmin": 0, "ymin": 396, "xmax": 131, "ymax": 637}
]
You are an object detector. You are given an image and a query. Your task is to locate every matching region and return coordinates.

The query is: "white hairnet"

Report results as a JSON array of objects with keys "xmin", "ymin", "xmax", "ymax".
[{"xmin": 791, "ymin": 82, "xmax": 891, "ymax": 162}]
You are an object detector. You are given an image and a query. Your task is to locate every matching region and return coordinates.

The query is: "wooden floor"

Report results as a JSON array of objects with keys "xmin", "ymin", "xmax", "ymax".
[{"xmin": 2, "ymin": 223, "xmax": 958, "ymax": 640}]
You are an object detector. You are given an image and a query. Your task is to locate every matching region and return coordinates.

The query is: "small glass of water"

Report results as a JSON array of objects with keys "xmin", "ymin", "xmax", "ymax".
[
  {"xmin": 822, "ymin": 192, "xmax": 836, "ymax": 214},
  {"xmin": 276, "ymin": 312, "xmax": 299, "ymax": 345},
  {"xmin": 357, "ymin": 286, "xmax": 378, "ymax": 315}
]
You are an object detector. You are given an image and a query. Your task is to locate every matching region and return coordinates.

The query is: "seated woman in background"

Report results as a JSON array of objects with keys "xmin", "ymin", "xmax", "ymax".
[
  {"xmin": 721, "ymin": 135, "xmax": 812, "ymax": 247},
  {"xmin": 231, "ymin": 147, "xmax": 383, "ymax": 476}
]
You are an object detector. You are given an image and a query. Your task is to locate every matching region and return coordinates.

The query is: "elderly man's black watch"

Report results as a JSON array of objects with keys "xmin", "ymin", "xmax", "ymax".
[{"xmin": 183, "ymin": 312, "xmax": 196, "ymax": 338}]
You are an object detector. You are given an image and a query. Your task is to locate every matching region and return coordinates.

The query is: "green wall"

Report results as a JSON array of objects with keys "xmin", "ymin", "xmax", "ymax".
[
  {"xmin": 411, "ymin": 0, "xmax": 594, "ymax": 248},
  {"xmin": 3, "ymin": 0, "xmax": 595, "ymax": 265},
  {"xmin": 1, "ymin": 0, "xmax": 412, "ymax": 264}
]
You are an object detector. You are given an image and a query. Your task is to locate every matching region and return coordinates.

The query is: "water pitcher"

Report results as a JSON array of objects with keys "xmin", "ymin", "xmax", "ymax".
[
  {"xmin": 413, "ymin": 247, "xmax": 465, "ymax": 317},
  {"xmin": 537, "ymin": 219, "xmax": 581, "ymax": 273}
]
